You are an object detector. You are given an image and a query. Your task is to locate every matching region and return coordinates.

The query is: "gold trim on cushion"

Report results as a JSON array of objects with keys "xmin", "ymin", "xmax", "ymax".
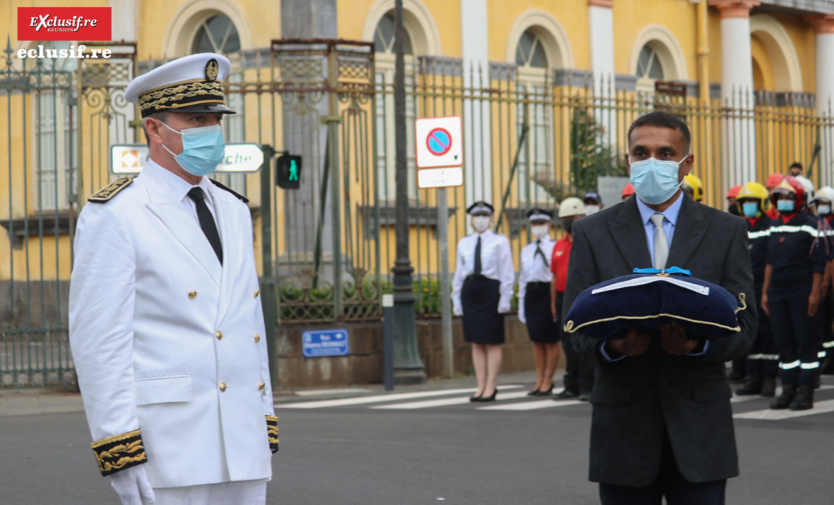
[
  {"xmin": 266, "ymin": 416, "xmax": 279, "ymax": 453},
  {"xmin": 90, "ymin": 429, "xmax": 147, "ymax": 477}
]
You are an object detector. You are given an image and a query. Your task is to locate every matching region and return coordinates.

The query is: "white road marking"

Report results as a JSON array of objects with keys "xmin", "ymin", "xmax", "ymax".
[
  {"xmin": 372, "ymin": 389, "xmax": 529, "ymax": 410},
  {"xmin": 734, "ymin": 399, "xmax": 834, "ymax": 420},
  {"xmin": 294, "ymin": 388, "xmax": 371, "ymax": 396},
  {"xmin": 478, "ymin": 399, "xmax": 585, "ymax": 411},
  {"xmin": 278, "ymin": 385, "xmax": 522, "ymax": 409}
]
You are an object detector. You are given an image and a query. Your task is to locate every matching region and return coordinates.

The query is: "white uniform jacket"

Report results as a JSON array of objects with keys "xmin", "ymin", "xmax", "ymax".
[
  {"xmin": 517, "ymin": 238, "xmax": 555, "ymax": 324},
  {"xmin": 69, "ymin": 162, "xmax": 275, "ymax": 488}
]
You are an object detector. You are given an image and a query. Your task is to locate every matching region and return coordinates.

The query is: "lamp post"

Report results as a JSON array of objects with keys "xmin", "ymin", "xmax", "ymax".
[{"xmin": 391, "ymin": 0, "xmax": 427, "ymax": 384}]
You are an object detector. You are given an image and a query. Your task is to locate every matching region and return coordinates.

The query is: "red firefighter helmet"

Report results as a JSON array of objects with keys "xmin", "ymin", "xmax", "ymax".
[
  {"xmin": 765, "ymin": 173, "xmax": 785, "ymax": 190},
  {"xmin": 771, "ymin": 175, "xmax": 807, "ymax": 209}
]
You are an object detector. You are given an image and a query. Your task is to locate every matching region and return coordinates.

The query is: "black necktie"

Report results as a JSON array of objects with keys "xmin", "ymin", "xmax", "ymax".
[
  {"xmin": 535, "ymin": 240, "xmax": 549, "ymax": 267},
  {"xmin": 474, "ymin": 236, "xmax": 482, "ymax": 275},
  {"xmin": 187, "ymin": 187, "xmax": 223, "ymax": 264}
]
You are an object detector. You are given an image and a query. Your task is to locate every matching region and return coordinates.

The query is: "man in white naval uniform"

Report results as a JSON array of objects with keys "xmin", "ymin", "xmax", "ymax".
[{"xmin": 69, "ymin": 53, "xmax": 277, "ymax": 505}]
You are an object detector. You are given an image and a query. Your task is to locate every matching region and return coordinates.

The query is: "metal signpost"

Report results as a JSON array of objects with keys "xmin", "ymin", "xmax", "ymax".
[{"xmin": 415, "ymin": 116, "xmax": 464, "ymax": 379}]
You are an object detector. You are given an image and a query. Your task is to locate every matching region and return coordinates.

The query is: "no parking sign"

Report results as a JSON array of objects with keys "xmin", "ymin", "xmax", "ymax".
[{"xmin": 414, "ymin": 116, "xmax": 463, "ymax": 188}]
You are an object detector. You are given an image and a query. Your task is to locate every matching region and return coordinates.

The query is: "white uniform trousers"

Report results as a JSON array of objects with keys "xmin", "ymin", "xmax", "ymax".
[{"xmin": 153, "ymin": 479, "xmax": 268, "ymax": 505}]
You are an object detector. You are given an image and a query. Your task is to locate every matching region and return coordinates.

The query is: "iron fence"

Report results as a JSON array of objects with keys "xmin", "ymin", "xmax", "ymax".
[{"xmin": 2, "ymin": 37, "xmax": 833, "ymax": 386}]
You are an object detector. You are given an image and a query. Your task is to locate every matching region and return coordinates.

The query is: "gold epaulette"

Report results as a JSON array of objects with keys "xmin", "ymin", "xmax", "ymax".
[
  {"xmin": 88, "ymin": 177, "xmax": 133, "ymax": 203},
  {"xmin": 210, "ymin": 179, "xmax": 249, "ymax": 203},
  {"xmin": 90, "ymin": 429, "xmax": 147, "ymax": 476},
  {"xmin": 266, "ymin": 415, "xmax": 279, "ymax": 453}
]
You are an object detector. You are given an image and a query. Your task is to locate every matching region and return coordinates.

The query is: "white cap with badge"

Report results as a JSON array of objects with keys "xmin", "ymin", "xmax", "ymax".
[{"xmin": 125, "ymin": 53, "xmax": 235, "ymax": 118}]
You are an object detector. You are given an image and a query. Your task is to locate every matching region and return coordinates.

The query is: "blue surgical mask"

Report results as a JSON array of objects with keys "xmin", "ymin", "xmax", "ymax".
[
  {"xmin": 160, "ymin": 121, "xmax": 225, "ymax": 176},
  {"xmin": 776, "ymin": 199, "xmax": 795, "ymax": 213},
  {"xmin": 629, "ymin": 156, "xmax": 688, "ymax": 205},
  {"xmin": 742, "ymin": 202, "xmax": 759, "ymax": 218},
  {"xmin": 818, "ymin": 204, "xmax": 832, "ymax": 216}
]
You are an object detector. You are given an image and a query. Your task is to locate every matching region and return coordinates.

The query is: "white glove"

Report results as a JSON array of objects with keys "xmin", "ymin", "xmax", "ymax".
[
  {"xmin": 453, "ymin": 304, "xmax": 463, "ymax": 317},
  {"xmin": 498, "ymin": 302, "xmax": 511, "ymax": 314},
  {"xmin": 110, "ymin": 465, "xmax": 156, "ymax": 505},
  {"xmin": 518, "ymin": 309, "xmax": 526, "ymax": 324}
]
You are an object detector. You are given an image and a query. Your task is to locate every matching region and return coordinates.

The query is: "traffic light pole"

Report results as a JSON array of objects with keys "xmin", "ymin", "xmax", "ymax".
[{"xmin": 392, "ymin": 0, "xmax": 426, "ymax": 384}]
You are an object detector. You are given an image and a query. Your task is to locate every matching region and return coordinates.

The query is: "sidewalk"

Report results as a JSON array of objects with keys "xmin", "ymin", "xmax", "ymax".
[{"xmin": 0, "ymin": 370, "xmax": 544, "ymax": 417}]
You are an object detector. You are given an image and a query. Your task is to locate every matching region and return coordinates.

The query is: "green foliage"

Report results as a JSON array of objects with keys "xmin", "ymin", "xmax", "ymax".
[{"xmin": 569, "ymin": 108, "xmax": 628, "ymax": 194}]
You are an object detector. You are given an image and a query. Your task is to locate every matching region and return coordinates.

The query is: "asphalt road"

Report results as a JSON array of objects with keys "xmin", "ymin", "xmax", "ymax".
[{"xmin": 2, "ymin": 379, "xmax": 833, "ymax": 505}]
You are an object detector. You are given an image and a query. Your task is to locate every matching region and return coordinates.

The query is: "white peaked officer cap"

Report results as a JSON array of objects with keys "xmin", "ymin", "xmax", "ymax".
[
  {"xmin": 466, "ymin": 201, "xmax": 494, "ymax": 216},
  {"xmin": 125, "ymin": 53, "xmax": 235, "ymax": 118}
]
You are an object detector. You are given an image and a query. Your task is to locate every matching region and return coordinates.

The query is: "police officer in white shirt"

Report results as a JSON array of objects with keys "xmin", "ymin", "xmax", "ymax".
[
  {"xmin": 518, "ymin": 208, "xmax": 561, "ymax": 396},
  {"xmin": 452, "ymin": 202, "xmax": 515, "ymax": 402},
  {"xmin": 69, "ymin": 54, "xmax": 276, "ymax": 505}
]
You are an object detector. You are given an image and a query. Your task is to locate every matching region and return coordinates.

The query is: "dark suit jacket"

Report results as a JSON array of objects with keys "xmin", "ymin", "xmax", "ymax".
[{"xmin": 563, "ymin": 194, "xmax": 757, "ymax": 487}]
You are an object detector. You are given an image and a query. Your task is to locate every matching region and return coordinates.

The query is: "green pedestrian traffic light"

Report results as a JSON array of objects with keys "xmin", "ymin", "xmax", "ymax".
[{"xmin": 276, "ymin": 153, "xmax": 302, "ymax": 189}]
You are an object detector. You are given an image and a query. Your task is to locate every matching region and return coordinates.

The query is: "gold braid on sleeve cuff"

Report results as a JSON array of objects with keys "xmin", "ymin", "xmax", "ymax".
[
  {"xmin": 266, "ymin": 416, "xmax": 279, "ymax": 453},
  {"xmin": 91, "ymin": 429, "xmax": 147, "ymax": 476}
]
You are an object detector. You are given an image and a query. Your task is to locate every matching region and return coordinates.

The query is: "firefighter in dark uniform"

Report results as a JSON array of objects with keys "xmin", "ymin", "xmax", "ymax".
[
  {"xmin": 762, "ymin": 176, "xmax": 827, "ymax": 410},
  {"xmin": 811, "ymin": 187, "xmax": 834, "ymax": 374},
  {"xmin": 734, "ymin": 182, "xmax": 779, "ymax": 397}
]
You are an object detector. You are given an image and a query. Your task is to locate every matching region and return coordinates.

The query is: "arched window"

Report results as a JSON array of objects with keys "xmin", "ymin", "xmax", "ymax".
[
  {"xmin": 515, "ymin": 29, "xmax": 552, "ymax": 203},
  {"xmin": 30, "ymin": 41, "xmax": 78, "ymax": 210},
  {"xmin": 515, "ymin": 30, "xmax": 548, "ymax": 69},
  {"xmin": 374, "ymin": 13, "xmax": 413, "ymax": 55},
  {"xmin": 192, "ymin": 14, "xmax": 244, "ymax": 191},
  {"xmin": 636, "ymin": 44, "xmax": 665, "ymax": 80},
  {"xmin": 374, "ymin": 12, "xmax": 416, "ymax": 199},
  {"xmin": 192, "ymin": 15, "xmax": 241, "ymax": 54}
]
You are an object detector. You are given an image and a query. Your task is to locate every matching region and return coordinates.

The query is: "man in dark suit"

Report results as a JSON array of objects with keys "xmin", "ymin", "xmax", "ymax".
[{"xmin": 563, "ymin": 111, "xmax": 757, "ymax": 505}]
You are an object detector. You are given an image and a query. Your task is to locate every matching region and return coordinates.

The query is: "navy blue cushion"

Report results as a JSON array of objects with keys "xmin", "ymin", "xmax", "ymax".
[{"xmin": 563, "ymin": 269, "xmax": 745, "ymax": 341}]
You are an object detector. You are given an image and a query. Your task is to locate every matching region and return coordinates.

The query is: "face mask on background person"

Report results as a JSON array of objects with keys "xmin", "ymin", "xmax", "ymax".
[
  {"xmin": 160, "ymin": 121, "xmax": 226, "ymax": 176},
  {"xmin": 584, "ymin": 205, "xmax": 600, "ymax": 215},
  {"xmin": 776, "ymin": 199, "xmax": 795, "ymax": 213},
  {"xmin": 629, "ymin": 155, "xmax": 689, "ymax": 205},
  {"xmin": 530, "ymin": 225, "xmax": 550, "ymax": 239},
  {"xmin": 818, "ymin": 204, "xmax": 832, "ymax": 216},
  {"xmin": 742, "ymin": 202, "xmax": 759, "ymax": 218},
  {"xmin": 472, "ymin": 216, "xmax": 490, "ymax": 232}
]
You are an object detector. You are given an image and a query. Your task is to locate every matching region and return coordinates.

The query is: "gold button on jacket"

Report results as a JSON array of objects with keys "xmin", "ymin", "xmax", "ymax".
[
  {"xmin": 258, "ymin": 382, "xmax": 265, "ymax": 391},
  {"xmin": 188, "ymin": 290, "xmax": 197, "ymax": 299},
  {"xmin": 254, "ymin": 333, "xmax": 260, "ymax": 343},
  {"xmin": 216, "ymin": 331, "xmax": 223, "ymax": 340},
  {"xmin": 219, "ymin": 382, "xmax": 227, "ymax": 392}
]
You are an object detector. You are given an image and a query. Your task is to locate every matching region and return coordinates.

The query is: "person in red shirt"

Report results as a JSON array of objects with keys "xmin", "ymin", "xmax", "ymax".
[{"xmin": 550, "ymin": 197, "xmax": 594, "ymax": 401}]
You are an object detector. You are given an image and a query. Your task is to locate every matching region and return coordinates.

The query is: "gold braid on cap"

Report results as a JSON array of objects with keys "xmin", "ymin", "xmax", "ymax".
[
  {"xmin": 90, "ymin": 429, "xmax": 147, "ymax": 477},
  {"xmin": 138, "ymin": 79, "xmax": 225, "ymax": 116}
]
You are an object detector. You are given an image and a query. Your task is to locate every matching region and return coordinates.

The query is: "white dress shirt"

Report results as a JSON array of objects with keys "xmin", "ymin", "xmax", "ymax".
[
  {"xmin": 635, "ymin": 193, "xmax": 683, "ymax": 269},
  {"xmin": 143, "ymin": 158, "xmax": 221, "ymax": 235},
  {"xmin": 517, "ymin": 237, "xmax": 556, "ymax": 324},
  {"xmin": 452, "ymin": 229, "xmax": 515, "ymax": 315}
]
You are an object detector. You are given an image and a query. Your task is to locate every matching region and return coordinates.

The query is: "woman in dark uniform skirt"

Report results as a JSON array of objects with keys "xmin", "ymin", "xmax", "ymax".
[
  {"xmin": 452, "ymin": 202, "xmax": 516, "ymax": 402},
  {"xmin": 518, "ymin": 208, "xmax": 560, "ymax": 396}
]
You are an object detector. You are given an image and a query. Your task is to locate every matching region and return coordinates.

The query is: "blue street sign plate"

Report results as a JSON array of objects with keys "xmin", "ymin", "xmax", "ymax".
[{"xmin": 302, "ymin": 329, "xmax": 349, "ymax": 358}]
